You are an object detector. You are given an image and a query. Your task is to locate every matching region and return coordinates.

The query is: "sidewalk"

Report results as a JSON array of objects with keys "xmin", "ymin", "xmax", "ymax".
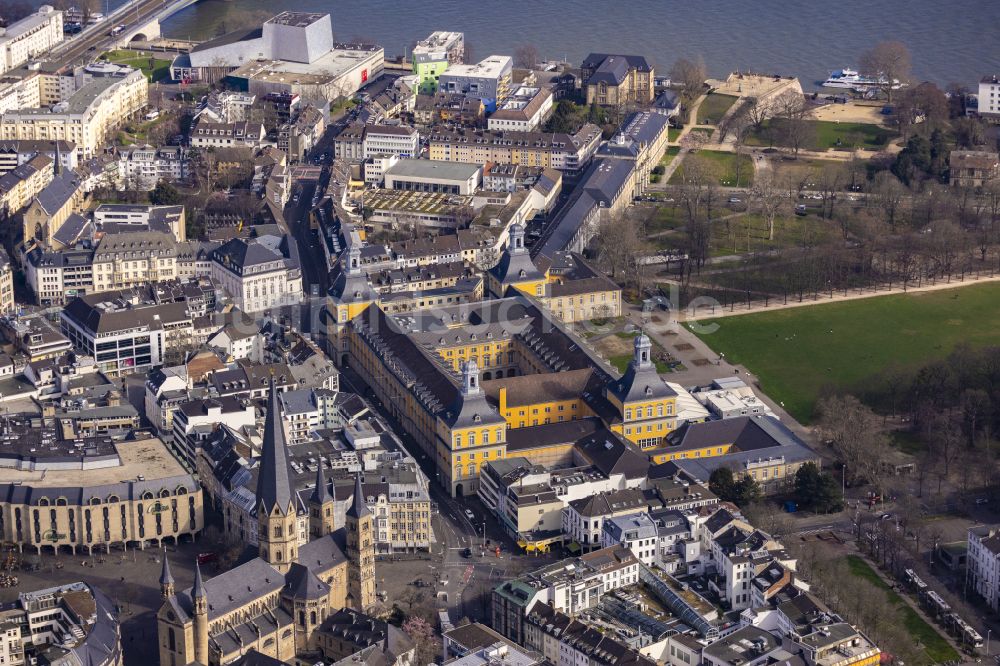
[{"xmin": 679, "ymin": 270, "xmax": 1000, "ymax": 321}]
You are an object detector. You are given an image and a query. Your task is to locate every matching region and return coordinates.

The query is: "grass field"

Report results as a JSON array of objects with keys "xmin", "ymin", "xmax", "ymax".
[
  {"xmin": 746, "ymin": 119, "xmax": 895, "ymax": 151},
  {"xmin": 669, "ymin": 150, "xmax": 754, "ymax": 187},
  {"xmin": 668, "ymin": 127, "xmax": 682, "ymax": 142},
  {"xmin": 102, "ymin": 49, "xmax": 170, "ymax": 82},
  {"xmin": 697, "ymin": 93, "xmax": 739, "ymax": 125},
  {"xmin": 846, "ymin": 556, "xmax": 959, "ymax": 664},
  {"xmin": 691, "ymin": 283, "xmax": 1000, "ymax": 423}
]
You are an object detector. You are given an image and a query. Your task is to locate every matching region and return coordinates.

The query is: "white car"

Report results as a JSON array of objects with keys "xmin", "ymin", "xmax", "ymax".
[{"xmin": 464, "ymin": 509, "xmax": 475, "ymax": 521}]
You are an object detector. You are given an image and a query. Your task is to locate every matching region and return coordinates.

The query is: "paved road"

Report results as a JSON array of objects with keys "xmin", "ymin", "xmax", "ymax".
[{"xmin": 52, "ymin": 0, "xmax": 179, "ymax": 70}]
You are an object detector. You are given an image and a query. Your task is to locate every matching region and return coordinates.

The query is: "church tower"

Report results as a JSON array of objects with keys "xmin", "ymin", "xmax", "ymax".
[
  {"xmin": 327, "ymin": 239, "xmax": 377, "ymax": 367},
  {"xmin": 192, "ymin": 561, "xmax": 209, "ymax": 666},
  {"xmin": 345, "ymin": 473, "xmax": 376, "ymax": 612},
  {"xmin": 308, "ymin": 461, "xmax": 335, "ymax": 538},
  {"xmin": 256, "ymin": 375, "xmax": 299, "ymax": 574},
  {"xmin": 159, "ymin": 550, "xmax": 175, "ymax": 600}
]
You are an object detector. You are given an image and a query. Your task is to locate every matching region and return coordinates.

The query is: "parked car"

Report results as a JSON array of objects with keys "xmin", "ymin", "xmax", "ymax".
[{"xmin": 464, "ymin": 509, "xmax": 475, "ymax": 521}]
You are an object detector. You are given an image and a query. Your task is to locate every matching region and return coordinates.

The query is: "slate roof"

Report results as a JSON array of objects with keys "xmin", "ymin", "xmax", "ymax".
[
  {"xmin": 33, "ymin": 171, "xmax": 79, "ymax": 215},
  {"xmin": 256, "ymin": 376, "xmax": 296, "ymax": 515},
  {"xmin": 284, "ymin": 562, "xmax": 329, "ymax": 600},
  {"xmin": 345, "ymin": 472, "xmax": 370, "ymax": 520},
  {"xmin": 573, "ymin": 430, "xmax": 649, "ymax": 480},
  {"xmin": 176, "ymin": 557, "xmax": 283, "ymax": 621}
]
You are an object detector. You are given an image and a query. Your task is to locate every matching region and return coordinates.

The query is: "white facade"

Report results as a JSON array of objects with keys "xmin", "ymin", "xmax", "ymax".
[
  {"xmin": 968, "ymin": 526, "xmax": 1000, "ymax": 611},
  {"xmin": 0, "ymin": 6, "xmax": 63, "ymax": 76},
  {"xmin": 0, "ymin": 69, "xmax": 147, "ymax": 158},
  {"xmin": 363, "ymin": 126, "xmax": 419, "ymax": 158},
  {"xmin": 980, "ymin": 76, "xmax": 1000, "ymax": 118},
  {"xmin": 364, "ymin": 153, "xmax": 399, "ymax": 187},
  {"xmin": 210, "ymin": 235, "xmax": 303, "ymax": 313},
  {"xmin": 172, "ymin": 400, "xmax": 256, "ymax": 468},
  {"xmin": 117, "ymin": 145, "xmax": 189, "ymax": 189}
]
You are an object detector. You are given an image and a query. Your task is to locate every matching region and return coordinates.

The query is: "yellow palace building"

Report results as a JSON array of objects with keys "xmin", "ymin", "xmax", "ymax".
[{"xmin": 327, "ymin": 224, "xmax": 684, "ymax": 496}]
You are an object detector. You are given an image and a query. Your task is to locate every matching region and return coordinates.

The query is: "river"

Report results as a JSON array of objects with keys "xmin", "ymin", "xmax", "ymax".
[{"xmin": 152, "ymin": 0, "xmax": 1000, "ymax": 88}]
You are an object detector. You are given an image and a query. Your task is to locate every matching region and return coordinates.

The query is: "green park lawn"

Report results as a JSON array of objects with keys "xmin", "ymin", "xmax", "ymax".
[
  {"xmin": 746, "ymin": 119, "xmax": 895, "ymax": 152},
  {"xmin": 669, "ymin": 150, "xmax": 754, "ymax": 187},
  {"xmin": 102, "ymin": 49, "xmax": 171, "ymax": 82},
  {"xmin": 696, "ymin": 93, "xmax": 739, "ymax": 125},
  {"xmin": 845, "ymin": 556, "xmax": 959, "ymax": 664},
  {"xmin": 691, "ymin": 283, "xmax": 1000, "ymax": 423},
  {"xmin": 668, "ymin": 127, "xmax": 682, "ymax": 142}
]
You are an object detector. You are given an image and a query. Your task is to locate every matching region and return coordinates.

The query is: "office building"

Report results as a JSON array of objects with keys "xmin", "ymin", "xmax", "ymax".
[{"xmin": 210, "ymin": 234, "xmax": 303, "ymax": 312}]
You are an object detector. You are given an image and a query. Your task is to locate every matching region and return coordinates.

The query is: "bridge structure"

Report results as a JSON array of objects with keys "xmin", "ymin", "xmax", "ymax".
[
  {"xmin": 50, "ymin": 0, "xmax": 204, "ymax": 69},
  {"xmin": 115, "ymin": 0, "xmax": 202, "ymax": 43}
]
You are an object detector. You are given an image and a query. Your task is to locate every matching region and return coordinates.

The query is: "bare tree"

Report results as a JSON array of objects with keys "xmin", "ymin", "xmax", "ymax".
[
  {"xmin": 772, "ymin": 92, "xmax": 815, "ymax": 158},
  {"xmin": 751, "ymin": 172, "xmax": 783, "ymax": 240},
  {"xmin": 869, "ymin": 171, "xmax": 907, "ymax": 232},
  {"xmin": 859, "ymin": 41, "xmax": 912, "ymax": 103},
  {"xmin": 513, "ymin": 44, "xmax": 540, "ymax": 70},
  {"xmin": 670, "ymin": 57, "xmax": 707, "ymax": 102},
  {"xmin": 816, "ymin": 394, "xmax": 890, "ymax": 491}
]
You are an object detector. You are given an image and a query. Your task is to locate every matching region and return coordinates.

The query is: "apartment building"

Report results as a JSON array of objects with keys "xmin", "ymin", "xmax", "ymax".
[
  {"xmin": 968, "ymin": 525, "xmax": 1000, "ymax": 612},
  {"xmin": 0, "ymin": 248, "xmax": 12, "ymax": 314},
  {"xmin": 0, "ymin": 6, "xmax": 63, "ymax": 75},
  {"xmin": 116, "ymin": 144, "xmax": 189, "ymax": 189},
  {"xmin": 439, "ymin": 55, "xmax": 513, "ymax": 112},
  {"xmin": 0, "ymin": 69, "xmax": 147, "ymax": 157},
  {"xmin": 93, "ymin": 203, "xmax": 186, "ymax": 241},
  {"xmin": 411, "ymin": 31, "xmax": 464, "ymax": 93},
  {"xmin": 488, "ymin": 86, "xmax": 554, "ymax": 132},
  {"xmin": 0, "ymin": 139, "xmax": 76, "ymax": 174},
  {"xmin": 428, "ymin": 124, "xmax": 601, "ymax": 175},
  {"xmin": 189, "ymin": 119, "xmax": 266, "ymax": 149},
  {"xmin": 172, "ymin": 395, "xmax": 256, "ymax": 468},
  {"xmin": 0, "ymin": 153, "xmax": 52, "ymax": 216}
]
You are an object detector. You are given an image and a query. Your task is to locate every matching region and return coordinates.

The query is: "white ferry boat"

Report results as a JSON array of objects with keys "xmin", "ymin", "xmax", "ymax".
[{"xmin": 822, "ymin": 67, "xmax": 902, "ymax": 91}]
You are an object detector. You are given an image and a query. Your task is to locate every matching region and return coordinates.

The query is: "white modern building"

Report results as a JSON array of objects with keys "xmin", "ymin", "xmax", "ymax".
[
  {"xmin": 439, "ymin": 55, "xmax": 513, "ymax": 112},
  {"xmin": 210, "ymin": 234, "xmax": 303, "ymax": 312},
  {"xmin": 0, "ymin": 6, "xmax": 64, "ymax": 76},
  {"xmin": 363, "ymin": 125, "xmax": 419, "ymax": 158}
]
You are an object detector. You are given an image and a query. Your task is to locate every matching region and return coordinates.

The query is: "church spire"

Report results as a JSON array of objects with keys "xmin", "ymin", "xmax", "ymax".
[
  {"xmin": 346, "ymin": 473, "xmax": 370, "ymax": 520},
  {"xmin": 192, "ymin": 561, "xmax": 206, "ymax": 601},
  {"xmin": 159, "ymin": 550, "xmax": 175, "ymax": 599},
  {"xmin": 310, "ymin": 459, "xmax": 333, "ymax": 504},
  {"xmin": 256, "ymin": 375, "xmax": 294, "ymax": 515}
]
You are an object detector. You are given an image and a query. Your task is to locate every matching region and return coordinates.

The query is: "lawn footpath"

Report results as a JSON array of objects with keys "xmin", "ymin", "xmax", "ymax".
[
  {"xmin": 102, "ymin": 49, "xmax": 171, "ymax": 82},
  {"xmin": 691, "ymin": 283, "xmax": 1000, "ymax": 423}
]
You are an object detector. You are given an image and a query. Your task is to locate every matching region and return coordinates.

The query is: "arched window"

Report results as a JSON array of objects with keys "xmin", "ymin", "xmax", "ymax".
[
  {"xmin": 168, "ymin": 627, "xmax": 176, "ymax": 651},
  {"xmin": 38, "ymin": 498, "xmax": 49, "ymax": 507},
  {"xmin": 90, "ymin": 498, "xmax": 101, "ymax": 506},
  {"xmin": 298, "ymin": 611, "xmax": 305, "ymax": 626},
  {"xmin": 310, "ymin": 610, "xmax": 317, "ymax": 625}
]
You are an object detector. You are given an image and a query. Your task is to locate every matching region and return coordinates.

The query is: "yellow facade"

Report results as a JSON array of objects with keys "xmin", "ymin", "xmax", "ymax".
[
  {"xmin": 607, "ymin": 394, "xmax": 678, "ymax": 449},
  {"xmin": 649, "ymin": 443, "xmax": 735, "ymax": 464},
  {"xmin": 497, "ymin": 386, "xmax": 592, "ymax": 429}
]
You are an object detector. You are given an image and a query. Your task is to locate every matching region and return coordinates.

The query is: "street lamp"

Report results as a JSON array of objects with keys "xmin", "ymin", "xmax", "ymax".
[{"xmin": 986, "ymin": 626, "xmax": 992, "ymax": 657}]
